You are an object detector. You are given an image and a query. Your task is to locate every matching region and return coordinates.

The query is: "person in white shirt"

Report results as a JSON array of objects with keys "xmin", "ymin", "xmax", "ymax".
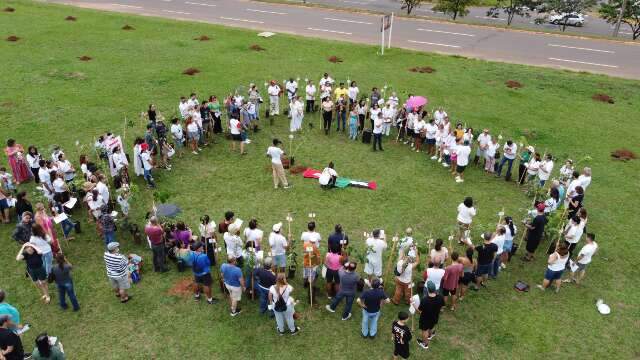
[
  {"xmin": 434, "ymin": 124, "xmax": 446, "ymax": 162},
  {"xmin": 381, "ymin": 103, "xmax": 394, "ymax": 136},
  {"xmin": 267, "ymin": 81, "xmax": 281, "ymax": 116},
  {"xmin": 496, "ymin": 140, "xmax": 517, "ymax": 180},
  {"xmin": 424, "ymin": 262, "xmax": 445, "ymax": 292},
  {"xmin": 55, "ymin": 153, "xmax": 75, "ymax": 182},
  {"xmin": 457, "ymin": 197, "xmax": 476, "ymax": 245},
  {"xmin": 537, "ymin": 154, "xmax": 554, "ymax": 187},
  {"xmin": 348, "ymin": 81, "xmax": 359, "ymax": 105},
  {"xmin": 305, "ymin": 80, "xmax": 316, "ymax": 113},
  {"xmin": 364, "ymin": 229, "xmax": 388, "ymax": 281},
  {"xmin": 565, "ymin": 233, "xmax": 597, "ymax": 285},
  {"xmin": 559, "ymin": 159, "xmax": 574, "ymax": 184},
  {"xmin": 224, "ymin": 222, "xmax": 244, "ymax": 265},
  {"xmin": 475, "ymin": 129, "xmax": 491, "ymax": 166},
  {"xmin": 397, "ymin": 228, "xmax": 415, "ymax": 258},
  {"xmin": 301, "ymin": 221, "xmax": 321, "ymax": 248},
  {"xmin": 387, "ymin": 92, "xmax": 399, "ymax": 109},
  {"xmin": 562, "ymin": 216, "xmax": 582, "ymax": 256},
  {"xmin": 484, "ymin": 137, "xmax": 500, "ymax": 173},
  {"xmin": 289, "ymin": 96, "xmax": 304, "ymax": 132},
  {"xmin": 392, "ymin": 252, "xmax": 419, "ymax": 305},
  {"xmin": 578, "ymin": 167, "xmax": 592, "ymax": 191},
  {"xmin": 178, "ymin": 96, "xmax": 190, "ymax": 119},
  {"xmin": 372, "ymin": 107, "xmax": 384, "ymax": 152},
  {"xmin": 526, "ymin": 153, "xmax": 541, "ymax": 183},
  {"xmin": 269, "ymin": 222, "xmax": 289, "ymax": 271},
  {"xmin": 139, "ymin": 143, "xmax": 155, "ymax": 188},
  {"xmin": 268, "ymin": 273, "xmax": 300, "ymax": 335},
  {"xmin": 319, "ymin": 162, "xmax": 338, "ymax": 188},
  {"xmin": 433, "ymin": 107, "xmax": 447, "ymax": 125},
  {"xmin": 414, "ymin": 116, "xmax": 427, "ymax": 153},
  {"xmin": 319, "ymin": 73, "xmax": 334, "ymax": 88},
  {"xmin": 96, "ymin": 175, "xmax": 110, "ymax": 205},
  {"xmin": 170, "ymin": 118, "xmax": 184, "ymax": 157},
  {"xmin": 442, "ymin": 130, "xmax": 457, "ymax": 168},
  {"xmin": 26, "ymin": 146, "xmax": 41, "ymax": 183},
  {"xmin": 243, "ymin": 218, "xmax": 264, "ymax": 251},
  {"xmin": 266, "ymin": 139, "xmax": 289, "ymax": 189},
  {"xmin": 424, "ymin": 119, "xmax": 438, "ymax": 158},
  {"xmin": 455, "ymin": 141, "xmax": 471, "ymax": 183},
  {"xmin": 285, "ymin": 78, "xmax": 298, "ymax": 105},
  {"xmin": 405, "ymin": 109, "xmax": 418, "ymax": 147},
  {"xmin": 111, "ymin": 147, "xmax": 127, "ymax": 179},
  {"xmin": 229, "ymin": 117, "xmax": 245, "ymax": 155},
  {"xmin": 490, "ymin": 227, "xmax": 506, "ymax": 278}
]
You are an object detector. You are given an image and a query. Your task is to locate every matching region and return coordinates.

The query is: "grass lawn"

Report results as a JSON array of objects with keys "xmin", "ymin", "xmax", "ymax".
[{"xmin": 1, "ymin": 1, "xmax": 639, "ymax": 359}]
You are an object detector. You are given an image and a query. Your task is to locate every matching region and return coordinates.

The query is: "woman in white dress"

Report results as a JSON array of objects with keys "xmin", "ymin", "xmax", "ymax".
[
  {"xmin": 132, "ymin": 137, "xmax": 144, "ymax": 177},
  {"xmin": 290, "ymin": 96, "xmax": 304, "ymax": 132}
]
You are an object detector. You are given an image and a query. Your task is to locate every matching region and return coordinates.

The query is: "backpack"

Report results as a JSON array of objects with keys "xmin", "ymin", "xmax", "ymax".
[{"xmin": 274, "ymin": 286, "xmax": 287, "ymax": 312}]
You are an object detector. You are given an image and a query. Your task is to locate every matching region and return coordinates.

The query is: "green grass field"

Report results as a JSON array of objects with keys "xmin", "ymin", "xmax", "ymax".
[{"xmin": 1, "ymin": 1, "xmax": 639, "ymax": 359}]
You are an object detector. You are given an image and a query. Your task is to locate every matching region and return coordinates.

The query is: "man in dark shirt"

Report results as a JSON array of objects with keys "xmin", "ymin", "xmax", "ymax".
[
  {"xmin": 356, "ymin": 278, "xmax": 389, "ymax": 339},
  {"xmin": 11, "ymin": 212, "xmax": 33, "ymax": 244},
  {"xmin": 327, "ymin": 224, "xmax": 349, "ymax": 254},
  {"xmin": 0, "ymin": 315, "xmax": 24, "ymax": 360},
  {"xmin": 218, "ymin": 211, "xmax": 234, "ymax": 240},
  {"xmin": 523, "ymin": 203, "xmax": 548, "ymax": 261},
  {"xmin": 392, "ymin": 311, "xmax": 412, "ymax": 359},
  {"xmin": 145, "ymin": 216, "xmax": 168, "ymax": 272},
  {"xmin": 416, "ymin": 281, "xmax": 444, "ymax": 350},
  {"xmin": 254, "ymin": 257, "xmax": 276, "ymax": 316},
  {"xmin": 326, "ymin": 262, "xmax": 360, "ymax": 320},
  {"xmin": 475, "ymin": 232, "xmax": 498, "ymax": 287}
]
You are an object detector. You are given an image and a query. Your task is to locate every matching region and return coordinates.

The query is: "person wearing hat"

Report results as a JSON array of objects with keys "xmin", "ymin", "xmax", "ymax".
[
  {"xmin": 269, "ymin": 223, "xmax": 288, "ymax": 272},
  {"xmin": 139, "ymin": 143, "xmax": 156, "ymax": 188},
  {"xmin": 103, "ymin": 242, "xmax": 131, "ymax": 303},
  {"xmin": 326, "ymin": 262, "xmax": 359, "ymax": 320},
  {"xmin": 496, "ymin": 139, "xmax": 518, "ymax": 181},
  {"xmin": 267, "ymin": 80, "xmax": 281, "ymax": 116},
  {"xmin": 266, "ymin": 139, "xmax": 290, "ymax": 190},
  {"xmin": 522, "ymin": 203, "xmax": 548, "ymax": 262},
  {"xmin": 221, "ymin": 256, "xmax": 245, "ymax": 316},
  {"xmin": 416, "ymin": 280, "xmax": 445, "ymax": 350},
  {"xmin": 224, "ymin": 220, "xmax": 244, "ymax": 268},
  {"xmin": 190, "ymin": 241, "xmax": 218, "ymax": 305},
  {"xmin": 356, "ymin": 277, "xmax": 390, "ymax": 339},
  {"xmin": 364, "ymin": 230, "xmax": 388, "ymax": 284}
]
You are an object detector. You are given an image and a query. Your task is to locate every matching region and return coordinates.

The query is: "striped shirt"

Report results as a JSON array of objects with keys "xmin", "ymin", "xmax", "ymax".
[{"xmin": 104, "ymin": 252, "xmax": 128, "ymax": 278}]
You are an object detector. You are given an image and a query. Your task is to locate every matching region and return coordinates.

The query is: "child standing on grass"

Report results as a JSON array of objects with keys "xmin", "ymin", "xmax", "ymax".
[{"xmin": 392, "ymin": 311, "xmax": 412, "ymax": 360}]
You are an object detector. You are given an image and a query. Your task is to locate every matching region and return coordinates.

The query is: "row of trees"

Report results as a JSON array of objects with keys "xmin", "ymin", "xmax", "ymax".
[{"xmin": 399, "ymin": 0, "xmax": 640, "ymax": 39}]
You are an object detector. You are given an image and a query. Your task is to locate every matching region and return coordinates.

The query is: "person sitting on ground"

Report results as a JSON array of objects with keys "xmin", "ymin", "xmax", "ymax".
[{"xmin": 319, "ymin": 162, "xmax": 338, "ymax": 188}]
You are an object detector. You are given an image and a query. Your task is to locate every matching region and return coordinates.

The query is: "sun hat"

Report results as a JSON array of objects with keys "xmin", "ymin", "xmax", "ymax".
[
  {"xmin": 82, "ymin": 182, "xmax": 95, "ymax": 192},
  {"xmin": 140, "ymin": 143, "xmax": 149, "ymax": 152},
  {"xmin": 272, "ymin": 222, "xmax": 282, "ymax": 232},
  {"xmin": 107, "ymin": 242, "xmax": 120, "ymax": 251}
]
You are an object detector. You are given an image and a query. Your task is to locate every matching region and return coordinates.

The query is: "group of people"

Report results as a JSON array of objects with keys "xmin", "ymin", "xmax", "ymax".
[{"xmin": 1, "ymin": 72, "xmax": 599, "ymax": 359}]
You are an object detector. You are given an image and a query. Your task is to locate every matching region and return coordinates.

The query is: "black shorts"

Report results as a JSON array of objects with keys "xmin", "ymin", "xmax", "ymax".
[
  {"xmin": 460, "ymin": 272, "xmax": 475, "ymax": 285},
  {"xmin": 231, "ymin": 134, "xmax": 242, "ymax": 142},
  {"xmin": 426, "ymin": 138, "xmax": 436, "ymax": 145},
  {"xmin": 456, "ymin": 165, "xmax": 467, "ymax": 173},
  {"xmin": 195, "ymin": 273, "xmax": 213, "ymax": 286},
  {"xmin": 442, "ymin": 287, "xmax": 457, "ymax": 296},
  {"xmin": 326, "ymin": 268, "xmax": 340, "ymax": 283},
  {"xmin": 419, "ymin": 317, "xmax": 438, "ymax": 331},
  {"xmin": 394, "ymin": 344, "xmax": 410, "ymax": 359}
]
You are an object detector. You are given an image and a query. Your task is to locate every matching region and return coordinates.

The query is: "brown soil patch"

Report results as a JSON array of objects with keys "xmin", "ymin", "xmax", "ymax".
[
  {"xmin": 167, "ymin": 277, "xmax": 195, "ymax": 297},
  {"xmin": 249, "ymin": 44, "xmax": 265, "ymax": 51},
  {"xmin": 78, "ymin": 55, "xmax": 92, "ymax": 61},
  {"xmin": 611, "ymin": 149, "xmax": 636, "ymax": 161},
  {"xmin": 182, "ymin": 67, "xmax": 200, "ymax": 76},
  {"xmin": 3, "ymin": 7, "xmax": 15, "ymax": 12},
  {"xmin": 65, "ymin": 16, "xmax": 77, "ymax": 21},
  {"xmin": 328, "ymin": 56, "xmax": 343, "ymax": 63},
  {"xmin": 6, "ymin": 35, "xmax": 19, "ymax": 42},
  {"xmin": 289, "ymin": 165, "xmax": 306, "ymax": 174},
  {"xmin": 194, "ymin": 35, "xmax": 210, "ymax": 41},
  {"xmin": 1, "ymin": 101, "xmax": 14, "ymax": 108},
  {"xmin": 505, "ymin": 80, "xmax": 523, "ymax": 89},
  {"xmin": 66, "ymin": 72, "xmax": 86, "ymax": 80},
  {"xmin": 122, "ymin": 24, "xmax": 135, "ymax": 30},
  {"xmin": 592, "ymin": 93, "xmax": 614, "ymax": 104},
  {"xmin": 409, "ymin": 66, "xmax": 435, "ymax": 73}
]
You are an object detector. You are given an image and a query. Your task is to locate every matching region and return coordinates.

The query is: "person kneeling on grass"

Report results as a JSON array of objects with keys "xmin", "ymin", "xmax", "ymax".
[
  {"xmin": 268, "ymin": 273, "xmax": 300, "ymax": 336},
  {"xmin": 416, "ymin": 281, "xmax": 445, "ymax": 350},
  {"xmin": 392, "ymin": 311, "xmax": 412, "ymax": 360},
  {"xmin": 221, "ymin": 256, "xmax": 245, "ymax": 317},
  {"xmin": 537, "ymin": 241, "xmax": 570, "ymax": 293},
  {"xmin": 319, "ymin": 162, "xmax": 338, "ymax": 189}
]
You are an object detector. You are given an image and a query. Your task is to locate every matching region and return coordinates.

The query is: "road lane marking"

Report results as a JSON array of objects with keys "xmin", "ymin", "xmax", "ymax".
[
  {"xmin": 110, "ymin": 3, "xmax": 142, "ymax": 8},
  {"xmin": 416, "ymin": 28, "xmax": 475, "ymax": 37},
  {"xmin": 162, "ymin": 9, "xmax": 191, "ymax": 14},
  {"xmin": 475, "ymin": 16, "xmax": 505, "ymax": 21},
  {"xmin": 548, "ymin": 44, "xmax": 614, "ymax": 54},
  {"xmin": 407, "ymin": 40, "xmax": 461, "ymax": 48},
  {"xmin": 246, "ymin": 8, "xmax": 287, "ymax": 15},
  {"xmin": 548, "ymin": 57, "xmax": 618, "ymax": 68},
  {"xmin": 220, "ymin": 16, "xmax": 264, "ymax": 24},
  {"xmin": 324, "ymin": 17, "xmax": 373, "ymax": 25},
  {"xmin": 307, "ymin": 27, "xmax": 352, "ymax": 35},
  {"xmin": 185, "ymin": 1, "xmax": 217, "ymax": 7}
]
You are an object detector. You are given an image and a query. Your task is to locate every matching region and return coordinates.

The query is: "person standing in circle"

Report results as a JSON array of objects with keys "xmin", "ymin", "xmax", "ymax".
[
  {"xmin": 266, "ymin": 139, "xmax": 290, "ymax": 190},
  {"xmin": 456, "ymin": 197, "xmax": 476, "ymax": 245}
]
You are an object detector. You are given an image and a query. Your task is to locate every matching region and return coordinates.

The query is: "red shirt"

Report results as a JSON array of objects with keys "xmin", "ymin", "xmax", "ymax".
[
  {"xmin": 145, "ymin": 225, "xmax": 164, "ymax": 246},
  {"xmin": 442, "ymin": 263, "xmax": 464, "ymax": 291}
]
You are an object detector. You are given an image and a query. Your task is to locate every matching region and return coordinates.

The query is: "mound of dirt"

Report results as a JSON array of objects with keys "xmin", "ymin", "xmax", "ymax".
[
  {"xmin": 592, "ymin": 93, "xmax": 614, "ymax": 104},
  {"xmin": 289, "ymin": 165, "xmax": 307, "ymax": 174},
  {"xmin": 505, "ymin": 80, "xmax": 523, "ymax": 89},
  {"xmin": 611, "ymin": 149, "xmax": 636, "ymax": 161},
  {"xmin": 78, "ymin": 55, "xmax": 92, "ymax": 61},
  {"xmin": 6, "ymin": 35, "xmax": 20, "ymax": 42},
  {"xmin": 167, "ymin": 277, "xmax": 195, "ymax": 297},
  {"xmin": 122, "ymin": 24, "xmax": 135, "ymax": 30},
  {"xmin": 182, "ymin": 67, "xmax": 200, "ymax": 76},
  {"xmin": 409, "ymin": 66, "xmax": 435, "ymax": 73},
  {"xmin": 194, "ymin": 35, "xmax": 210, "ymax": 41},
  {"xmin": 65, "ymin": 15, "xmax": 77, "ymax": 21},
  {"xmin": 249, "ymin": 44, "xmax": 265, "ymax": 51},
  {"xmin": 328, "ymin": 56, "xmax": 343, "ymax": 63},
  {"xmin": 3, "ymin": 7, "xmax": 15, "ymax": 12}
]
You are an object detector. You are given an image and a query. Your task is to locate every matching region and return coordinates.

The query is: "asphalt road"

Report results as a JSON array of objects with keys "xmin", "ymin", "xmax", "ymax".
[
  {"xmin": 299, "ymin": 0, "xmax": 637, "ymax": 40},
  {"xmin": 49, "ymin": 0, "xmax": 640, "ymax": 79}
]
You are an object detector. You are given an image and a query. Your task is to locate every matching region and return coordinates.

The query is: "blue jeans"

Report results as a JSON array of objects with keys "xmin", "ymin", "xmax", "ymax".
[
  {"xmin": 373, "ymin": 133, "xmax": 383, "ymax": 151},
  {"xmin": 361, "ymin": 309, "xmax": 380, "ymax": 337},
  {"xmin": 336, "ymin": 110, "xmax": 346, "ymax": 130},
  {"xmin": 490, "ymin": 256, "xmax": 501, "ymax": 278},
  {"xmin": 104, "ymin": 231, "xmax": 116, "ymax": 248},
  {"xmin": 144, "ymin": 169, "xmax": 155, "ymax": 187},
  {"xmin": 257, "ymin": 286, "xmax": 273, "ymax": 316},
  {"xmin": 61, "ymin": 218, "xmax": 75, "ymax": 238},
  {"xmin": 497, "ymin": 158, "xmax": 514, "ymax": 178},
  {"xmin": 57, "ymin": 281, "xmax": 80, "ymax": 310},
  {"xmin": 330, "ymin": 292, "xmax": 354, "ymax": 319}
]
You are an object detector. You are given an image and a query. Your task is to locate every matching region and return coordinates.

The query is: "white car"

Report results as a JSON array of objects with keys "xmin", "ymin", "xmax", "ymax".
[{"xmin": 549, "ymin": 13, "xmax": 585, "ymax": 26}]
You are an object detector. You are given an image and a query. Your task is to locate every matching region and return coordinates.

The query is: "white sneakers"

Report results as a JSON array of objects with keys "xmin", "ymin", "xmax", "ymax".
[
  {"xmin": 442, "ymin": 163, "xmax": 450, "ymax": 168},
  {"xmin": 455, "ymin": 176, "xmax": 464, "ymax": 183},
  {"xmin": 431, "ymin": 156, "xmax": 437, "ymax": 160},
  {"xmin": 325, "ymin": 305, "xmax": 335, "ymax": 313}
]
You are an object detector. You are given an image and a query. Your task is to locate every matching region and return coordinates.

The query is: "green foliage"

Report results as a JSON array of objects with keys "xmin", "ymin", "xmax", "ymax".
[
  {"xmin": 487, "ymin": 0, "xmax": 533, "ymax": 25},
  {"xmin": 152, "ymin": 189, "xmax": 171, "ymax": 204},
  {"xmin": 433, "ymin": 0, "xmax": 475, "ymax": 19},
  {"xmin": 599, "ymin": 0, "xmax": 640, "ymax": 39},
  {"xmin": 400, "ymin": 0, "xmax": 426, "ymax": 14}
]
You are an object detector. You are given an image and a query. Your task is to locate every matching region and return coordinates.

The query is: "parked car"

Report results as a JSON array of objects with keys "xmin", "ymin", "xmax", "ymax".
[{"xmin": 548, "ymin": 13, "xmax": 585, "ymax": 26}]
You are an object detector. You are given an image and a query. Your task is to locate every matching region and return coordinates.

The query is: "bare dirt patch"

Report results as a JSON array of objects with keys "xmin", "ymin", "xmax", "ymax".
[
  {"xmin": 611, "ymin": 149, "xmax": 636, "ymax": 161},
  {"xmin": 328, "ymin": 56, "xmax": 343, "ymax": 63},
  {"xmin": 122, "ymin": 24, "xmax": 135, "ymax": 30},
  {"xmin": 65, "ymin": 15, "xmax": 77, "ymax": 21},
  {"xmin": 249, "ymin": 44, "xmax": 265, "ymax": 51},
  {"xmin": 409, "ymin": 66, "xmax": 435, "ymax": 73},
  {"xmin": 289, "ymin": 165, "xmax": 307, "ymax": 175},
  {"xmin": 505, "ymin": 80, "xmax": 523, "ymax": 89},
  {"xmin": 6, "ymin": 35, "xmax": 20, "ymax": 42},
  {"xmin": 194, "ymin": 35, "xmax": 210, "ymax": 41},
  {"xmin": 592, "ymin": 93, "xmax": 614, "ymax": 104},
  {"xmin": 78, "ymin": 55, "xmax": 92, "ymax": 61},
  {"xmin": 167, "ymin": 277, "xmax": 195, "ymax": 297},
  {"xmin": 3, "ymin": 7, "xmax": 15, "ymax": 12},
  {"xmin": 182, "ymin": 67, "xmax": 200, "ymax": 76}
]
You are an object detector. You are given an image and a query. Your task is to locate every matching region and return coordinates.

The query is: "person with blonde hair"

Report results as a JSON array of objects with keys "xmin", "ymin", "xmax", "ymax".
[
  {"xmin": 537, "ymin": 242, "xmax": 570, "ymax": 293},
  {"xmin": 268, "ymin": 273, "xmax": 300, "ymax": 335}
]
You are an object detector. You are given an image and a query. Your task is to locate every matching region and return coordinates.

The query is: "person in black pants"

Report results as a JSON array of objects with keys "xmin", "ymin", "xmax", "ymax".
[
  {"xmin": 373, "ymin": 117, "xmax": 383, "ymax": 151},
  {"xmin": 321, "ymin": 97, "xmax": 334, "ymax": 135}
]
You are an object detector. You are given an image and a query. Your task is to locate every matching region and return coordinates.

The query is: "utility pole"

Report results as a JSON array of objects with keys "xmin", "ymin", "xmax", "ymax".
[{"xmin": 612, "ymin": 0, "xmax": 629, "ymax": 37}]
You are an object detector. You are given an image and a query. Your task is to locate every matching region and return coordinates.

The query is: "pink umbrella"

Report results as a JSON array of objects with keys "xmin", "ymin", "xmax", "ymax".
[{"xmin": 406, "ymin": 96, "xmax": 428, "ymax": 109}]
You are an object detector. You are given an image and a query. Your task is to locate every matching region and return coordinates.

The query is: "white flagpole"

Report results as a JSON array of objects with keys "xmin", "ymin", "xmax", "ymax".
[
  {"xmin": 380, "ymin": 16, "xmax": 385, "ymax": 55},
  {"xmin": 387, "ymin": 12, "xmax": 394, "ymax": 49}
]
